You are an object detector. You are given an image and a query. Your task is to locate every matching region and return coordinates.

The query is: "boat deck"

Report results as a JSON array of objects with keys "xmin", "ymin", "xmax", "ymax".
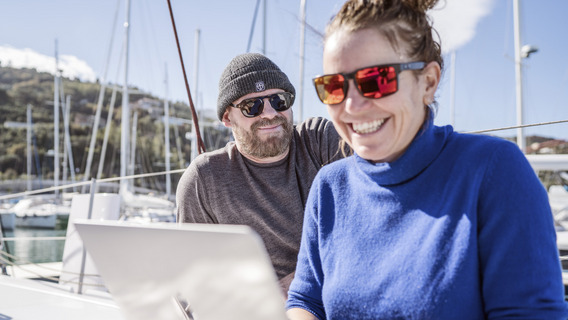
[
  {"xmin": 5, "ymin": 261, "xmax": 62, "ymax": 280},
  {"xmin": 0, "ymin": 275, "xmax": 124, "ymax": 319}
]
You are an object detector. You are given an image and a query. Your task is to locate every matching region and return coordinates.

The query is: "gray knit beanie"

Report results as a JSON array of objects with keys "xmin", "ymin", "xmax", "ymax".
[{"xmin": 217, "ymin": 53, "xmax": 296, "ymax": 120}]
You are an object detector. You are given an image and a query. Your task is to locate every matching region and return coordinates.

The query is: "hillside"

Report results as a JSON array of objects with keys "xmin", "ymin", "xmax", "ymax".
[
  {"xmin": 1, "ymin": 66, "xmax": 566, "ymax": 193},
  {"xmin": 0, "ymin": 66, "xmax": 229, "ymax": 192}
]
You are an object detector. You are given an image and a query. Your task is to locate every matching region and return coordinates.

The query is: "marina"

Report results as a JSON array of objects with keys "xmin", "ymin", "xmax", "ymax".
[{"xmin": 1, "ymin": 0, "xmax": 568, "ymax": 318}]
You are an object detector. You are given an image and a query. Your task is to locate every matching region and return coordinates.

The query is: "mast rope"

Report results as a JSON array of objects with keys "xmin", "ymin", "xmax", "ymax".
[
  {"xmin": 166, "ymin": 0, "xmax": 206, "ymax": 155},
  {"xmin": 463, "ymin": 119, "xmax": 568, "ymax": 134}
]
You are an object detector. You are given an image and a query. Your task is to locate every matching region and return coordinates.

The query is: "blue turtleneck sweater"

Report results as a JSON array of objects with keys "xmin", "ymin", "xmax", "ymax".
[{"xmin": 286, "ymin": 121, "xmax": 567, "ymax": 319}]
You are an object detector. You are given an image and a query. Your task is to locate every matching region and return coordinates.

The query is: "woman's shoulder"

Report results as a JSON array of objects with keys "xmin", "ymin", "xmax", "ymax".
[
  {"xmin": 316, "ymin": 156, "xmax": 355, "ymax": 181},
  {"xmin": 444, "ymin": 130, "xmax": 528, "ymax": 171}
]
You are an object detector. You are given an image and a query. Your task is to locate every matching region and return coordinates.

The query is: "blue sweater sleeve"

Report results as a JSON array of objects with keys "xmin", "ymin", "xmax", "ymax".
[
  {"xmin": 286, "ymin": 177, "xmax": 326, "ymax": 319},
  {"xmin": 478, "ymin": 141, "xmax": 568, "ymax": 318}
]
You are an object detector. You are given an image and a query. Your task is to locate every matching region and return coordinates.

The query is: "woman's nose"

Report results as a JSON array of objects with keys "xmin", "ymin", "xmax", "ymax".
[{"xmin": 344, "ymin": 80, "xmax": 369, "ymax": 113}]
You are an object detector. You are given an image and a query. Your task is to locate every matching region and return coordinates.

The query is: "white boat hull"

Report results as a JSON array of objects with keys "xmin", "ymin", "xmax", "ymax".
[
  {"xmin": 0, "ymin": 275, "xmax": 123, "ymax": 319},
  {"xmin": 15, "ymin": 214, "xmax": 57, "ymax": 229}
]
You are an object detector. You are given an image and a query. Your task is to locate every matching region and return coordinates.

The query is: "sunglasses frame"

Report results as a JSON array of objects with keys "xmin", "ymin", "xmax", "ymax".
[
  {"xmin": 231, "ymin": 92, "xmax": 295, "ymax": 118},
  {"xmin": 313, "ymin": 61, "xmax": 426, "ymax": 105}
]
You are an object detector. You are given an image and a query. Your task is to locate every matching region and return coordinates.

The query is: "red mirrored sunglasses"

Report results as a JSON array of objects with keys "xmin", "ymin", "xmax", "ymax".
[{"xmin": 313, "ymin": 61, "xmax": 425, "ymax": 105}]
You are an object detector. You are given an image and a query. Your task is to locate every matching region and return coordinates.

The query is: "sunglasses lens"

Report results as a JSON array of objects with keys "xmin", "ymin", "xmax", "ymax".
[
  {"xmin": 270, "ymin": 93, "xmax": 292, "ymax": 112},
  {"xmin": 314, "ymin": 74, "xmax": 345, "ymax": 104},
  {"xmin": 356, "ymin": 66, "xmax": 397, "ymax": 99},
  {"xmin": 240, "ymin": 98, "xmax": 264, "ymax": 117},
  {"xmin": 270, "ymin": 95, "xmax": 285, "ymax": 111}
]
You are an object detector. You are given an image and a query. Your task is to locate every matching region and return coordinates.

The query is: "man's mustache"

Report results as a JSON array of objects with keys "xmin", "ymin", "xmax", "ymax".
[{"xmin": 250, "ymin": 115, "xmax": 288, "ymax": 132}]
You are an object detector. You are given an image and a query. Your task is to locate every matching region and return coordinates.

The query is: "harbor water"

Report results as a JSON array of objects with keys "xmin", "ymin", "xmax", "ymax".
[{"xmin": 2, "ymin": 227, "xmax": 67, "ymax": 264}]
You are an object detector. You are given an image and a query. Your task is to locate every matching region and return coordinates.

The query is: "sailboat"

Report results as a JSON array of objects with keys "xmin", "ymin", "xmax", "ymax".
[
  {"xmin": 13, "ymin": 197, "xmax": 70, "ymax": 229},
  {"xmin": 66, "ymin": 0, "xmax": 179, "ymax": 223},
  {"xmin": 4, "ymin": 41, "xmax": 77, "ymax": 230},
  {"xmin": 0, "ymin": 1, "xmax": 163, "ymax": 316}
]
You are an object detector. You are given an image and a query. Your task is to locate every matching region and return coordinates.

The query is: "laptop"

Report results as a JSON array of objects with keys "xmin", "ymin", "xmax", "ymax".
[{"xmin": 73, "ymin": 219, "xmax": 289, "ymax": 320}]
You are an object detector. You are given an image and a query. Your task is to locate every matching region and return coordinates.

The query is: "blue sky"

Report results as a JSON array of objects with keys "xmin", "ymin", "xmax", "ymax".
[{"xmin": 1, "ymin": 0, "xmax": 567, "ymax": 141}]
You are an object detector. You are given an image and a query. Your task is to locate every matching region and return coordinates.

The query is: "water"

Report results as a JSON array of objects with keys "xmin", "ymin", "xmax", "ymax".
[{"xmin": 2, "ymin": 227, "xmax": 67, "ymax": 264}]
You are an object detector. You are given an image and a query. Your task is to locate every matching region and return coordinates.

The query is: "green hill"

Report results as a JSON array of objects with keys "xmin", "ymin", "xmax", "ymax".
[{"xmin": 0, "ymin": 66, "xmax": 229, "ymax": 192}]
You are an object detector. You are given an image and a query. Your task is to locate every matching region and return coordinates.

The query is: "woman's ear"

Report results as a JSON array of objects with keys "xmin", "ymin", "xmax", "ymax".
[
  {"xmin": 422, "ymin": 61, "xmax": 441, "ymax": 105},
  {"xmin": 221, "ymin": 108, "xmax": 232, "ymax": 128}
]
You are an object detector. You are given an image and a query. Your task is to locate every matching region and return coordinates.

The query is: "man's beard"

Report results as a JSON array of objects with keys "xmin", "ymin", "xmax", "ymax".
[{"xmin": 232, "ymin": 115, "xmax": 294, "ymax": 158}]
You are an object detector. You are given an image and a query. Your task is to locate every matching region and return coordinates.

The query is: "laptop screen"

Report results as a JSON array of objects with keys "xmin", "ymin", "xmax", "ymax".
[{"xmin": 73, "ymin": 220, "xmax": 288, "ymax": 320}]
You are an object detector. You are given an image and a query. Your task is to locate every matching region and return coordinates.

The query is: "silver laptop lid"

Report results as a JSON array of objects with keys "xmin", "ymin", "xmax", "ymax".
[{"xmin": 73, "ymin": 219, "xmax": 287, "ymax": 320}]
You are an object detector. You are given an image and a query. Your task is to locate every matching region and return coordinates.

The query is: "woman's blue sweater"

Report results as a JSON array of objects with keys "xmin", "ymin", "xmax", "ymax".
[{"xmin": 286, "ymin": 122, "xmax": 568, "ymax": 319}]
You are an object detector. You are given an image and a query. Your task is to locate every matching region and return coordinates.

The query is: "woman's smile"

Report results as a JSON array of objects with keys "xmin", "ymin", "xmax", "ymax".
[{"xmin": 351, "ymin": 118, "xmax": 387, "ymax": 135}]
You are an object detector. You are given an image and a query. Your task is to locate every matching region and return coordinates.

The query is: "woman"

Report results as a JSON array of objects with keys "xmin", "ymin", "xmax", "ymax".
[{"xmin": 286, "ymin": 0, "xmax": 568, "ymax": 319}]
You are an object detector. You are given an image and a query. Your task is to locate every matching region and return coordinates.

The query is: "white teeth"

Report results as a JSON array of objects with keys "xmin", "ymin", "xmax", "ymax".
[{"xmin": 352, "ymin": 119, "xmax": 385, "ymax": 134}]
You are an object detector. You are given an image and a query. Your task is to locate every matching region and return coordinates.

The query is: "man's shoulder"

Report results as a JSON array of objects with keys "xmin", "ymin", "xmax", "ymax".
[
  {"xmin": 293, "ymin": 116, "xmax": 338, "ymax": 143},
  {"xmin": 295, "ymin": 117, "xmax": 332, "ymax": 132},
  {"xmin": 191, "ymin": 142, "xmax": 237, "ymax": 167},
  {"xmin": 178, "ymin": 142, "xmax": 238, "ymax": 187},
  {"xmin": 291, "ymin": 116, "xmax": 346, "ymax": 165}
]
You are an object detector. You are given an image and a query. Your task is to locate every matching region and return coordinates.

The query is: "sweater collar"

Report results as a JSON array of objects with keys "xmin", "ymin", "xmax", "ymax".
[{"xmin": 353, "ymin": 118, "xmax": 453, "ymax": 185}]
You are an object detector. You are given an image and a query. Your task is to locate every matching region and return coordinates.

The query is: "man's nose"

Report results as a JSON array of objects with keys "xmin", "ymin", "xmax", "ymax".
[{"xmin": 260, "ymin": 98, "xmax": 278, "ymax": 118}]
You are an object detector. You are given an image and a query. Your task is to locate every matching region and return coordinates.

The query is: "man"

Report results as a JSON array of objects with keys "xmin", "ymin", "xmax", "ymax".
[{"xmin": 176, "ymin": 53, "xmax": 344, "ymax": 293}]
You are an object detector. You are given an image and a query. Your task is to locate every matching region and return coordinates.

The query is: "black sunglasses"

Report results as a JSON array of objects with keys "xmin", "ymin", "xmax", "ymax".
[
  {"xmin": 231, "ymin": 92, "xmax": 294, "ymax": 118},
  {"xmin": 313, "ymin": 61, "xmax": 425, "ymax": 105}
]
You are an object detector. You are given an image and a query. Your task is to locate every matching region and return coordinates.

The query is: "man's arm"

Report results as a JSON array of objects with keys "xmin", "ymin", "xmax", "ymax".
[
  {"xmin": 299, "ymin": 117, "xmax": 348, "ymax": 166},
  {"xmin": 278, "ymin": 272, "xmax": 295, "ymax": 299}
]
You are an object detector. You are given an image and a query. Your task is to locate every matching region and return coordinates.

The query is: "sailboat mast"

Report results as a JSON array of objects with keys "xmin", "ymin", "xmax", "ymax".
[
  {"xmin": 191, "ymin": 29, "xmax": 201, "ymax": 162},
  {"xmin": 262, "ymin": 0, "xmax": 267, "ymax": 55},
  {"xmin": 27, "ymin": 104, "xmax": 32, "ymax": 192},
  {"xmin": 129, "ymin": 111, "xmax": 138, "ymax": 177},
  {"xmin": 120, "ymin": 0, "xmax": 132, "ymax": 194},
  {"xmin": 82, "ymin": 0, "xmax": 120, "ymax": 192},
  {"xmin": 96, "ymin": 85, "xmax": 119, "ymax": 184},
  {"xmin": 298, "ymin": 0, "xmax": 307, "ymax": 123},
  {"xmin": 97, "ymin": 44, "xmax": 125, "ymax": 185},
  {"xmin": 164, "ymin": 65, "xmax": 172, "ymax": 198},
  {"xmin": 246, "ymin": 0, "xmax": 261, "ymax": 53},
  {"xmin": 64, "ymin": 95, "xmax": 77, "ymax": 189},
  {"xmin": 54, "ymin": 39, "xmax": 60, "ymax": 197},
  {"xmin": 193, "ymin": 29, "xmax": 200, "ymax": 109},
  {"xmin": 513, "ymin": 0, "xmax": 524, "ymax": 152}
]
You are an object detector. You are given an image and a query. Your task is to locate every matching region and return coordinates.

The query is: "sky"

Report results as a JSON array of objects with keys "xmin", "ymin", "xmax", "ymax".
[{"xmin": 1, "ymin": 0, "xmax": 567, "ymax": 141}]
